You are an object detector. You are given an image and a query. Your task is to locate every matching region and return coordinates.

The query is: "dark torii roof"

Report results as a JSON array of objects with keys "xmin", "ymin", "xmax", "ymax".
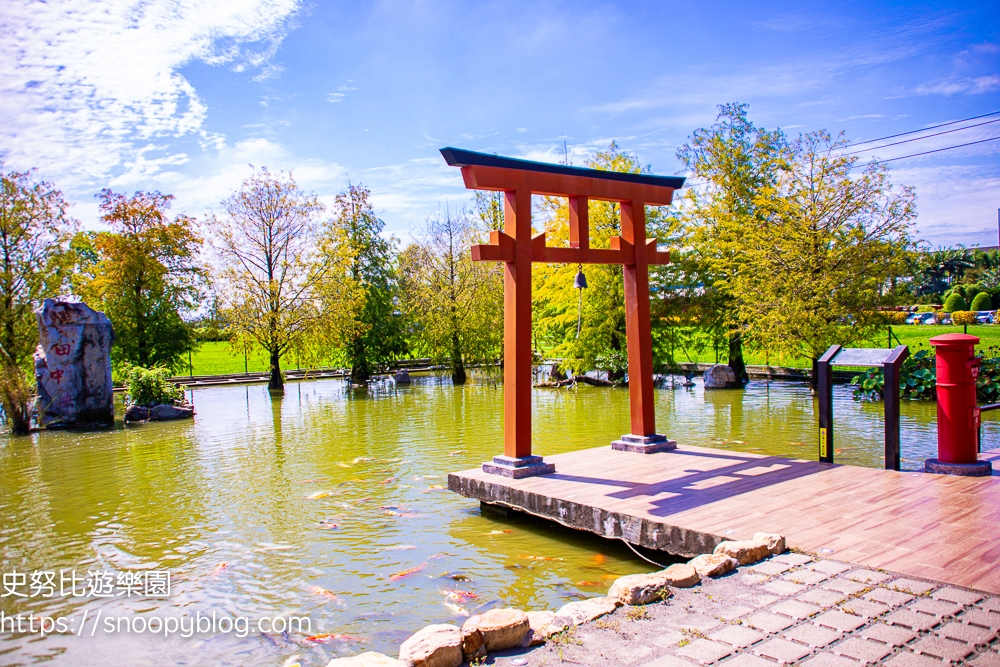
[{"xmin": 440, "ymin": 147, "xmax": 685, "ymax": 190}]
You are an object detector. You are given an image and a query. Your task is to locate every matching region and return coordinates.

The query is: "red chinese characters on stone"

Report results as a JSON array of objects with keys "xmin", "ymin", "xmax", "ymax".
[
  {"xmin": 49, "ymin": 369, "xmax": 65, "ymax": 385},
  {"xmin": 52, "ymin": 343, "xmax": 71, "ymax": 356}
]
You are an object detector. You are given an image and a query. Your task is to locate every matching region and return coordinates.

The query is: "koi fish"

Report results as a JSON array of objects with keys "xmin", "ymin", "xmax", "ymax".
[
  {"xmin": 382, "ymin": 545, "xmax": 417, "ymax": 551},
  {"xmin": 518, "ymin": 555, "xmax": 563, "ymax": 561},
  {"xmin": 309, "ymin": 586, "xmax": 341, "ymax": 602},
  {"xmin": 338, "ymin": 462, "xmax": 353, "ymax": 468},
  {"xmin": 449, "ymin": 450, "xmax": 465, "ymax": 456},
  {"xmin": 592, "ymin": 554, "xmax": 606, "ymax": 566},
  {"xmin": 426, "ymin": 485, "xmax": 445, "ymax": 490},
  {"xmin": 732, "ymin": 440, "xmax": 746, "ymax": 444},
  {"xmin": 380, "ymin": 477, "xmax": 397, "ymax": 485},
  {"xmin": 212, "ymin": 562, "xmax": 228, "ymax": 576},
  {"xmin": 443, "ymin": 601, "xmax": 469, "ymax": 616},
  {"xmin": 441, "ymin": 588, "xmax": 478, "ymax": 602},
  {"xmin": 318, "ymin": 521, "xmax": 339, "ymax": 530},
  {"xmin": 576, "ymin": 581, "xmax": 602, "ymax": 587},
  {"xmin": 384, "ymin": 510, "xmax": 401, "ymax": 516},
  {"xmin": 353, "ymin": 457, "xmax": 373, "ymax": 463},
  {"xmin": 295, "ymin": 478, "xmax": 325, "ymax": 485},
  {"xmin": 308, "ymin": 491, "xmax": 334, "ymax": 500},
  {"xmin": 835, "ymin": 449, "xmax": 844, "ymax": 454},
  {"xmin": 484, "ymin": 530, "xmax": 511, "ymax": 535},
  {"xmin": 388, "ymin": 563, "xmax": 426, "ymax": 581}
]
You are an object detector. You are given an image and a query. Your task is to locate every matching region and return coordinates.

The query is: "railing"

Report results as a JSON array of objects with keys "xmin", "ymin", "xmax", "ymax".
[{"xmin": 979, "ymin": 403, "xmax": 1000, "ymax": 453}]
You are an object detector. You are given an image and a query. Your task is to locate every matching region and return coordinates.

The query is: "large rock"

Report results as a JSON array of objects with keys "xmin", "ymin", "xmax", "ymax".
[
  {"xmin": 148, "ymin": 403, "xmax": 194, "ymax": 421},
  {"xmin": 703, "ymin": 364, "xmax": 737, "ymax": 389},
  {"xmin": 124, "ymin": 405, "xmax": 149, "ymax": 422},
  {"xmin": 714, "ymin": 540, "xmax": 770, "ymax": 565},
  {"xmin": 326, "ymin": 652, "xmax": 408, "ymax": 667},
  {"xmin": 661, "ymin": 563, "xmax": 701, "ymax": 588},
  {"xmin": 753, "ymin": 532, "xmax": 786, "ymax": 555},
  {"xmin": 34, "ymin": 299, "xmax": 114, "ymax": 427},
  {"xmin": 394, "ymin": 369, "xmax": 411, "ymax": 385},
  {"xmin": 608, "ymin": 572, "xmax": 674, "ymax": 605},
  {"xmin": 462, "ymin": 608, "xmax": 529, "ymax": 651},
  {"xmin": 688, "ymin": 553, "xmax": 738, "ymax": 578},
  {"xmin": 556, "ymin": 597, "xmax": 620, "ymax": 625},
  {"xmin": 460, "ymin": 627, "xmax": 485, "ymax": 662},
  {"xmin": 398, "ymin": 624, "xmax": 462, "ymax": 667},
  {"xmin": 523, "ymin": 611, "xmax": 565, "ymax": 646}
]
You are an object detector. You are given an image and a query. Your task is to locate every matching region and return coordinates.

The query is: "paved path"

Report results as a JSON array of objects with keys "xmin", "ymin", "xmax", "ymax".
[
  {"xmin": 491, "ymin": 553, "xmax": 1000, "ymax": 666},
  {"xmin": 450, "ymin": 446, "xmax": 1000, "ymax": 593}
]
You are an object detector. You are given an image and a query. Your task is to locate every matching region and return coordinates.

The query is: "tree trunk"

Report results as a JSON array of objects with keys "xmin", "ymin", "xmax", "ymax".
[
  {"xmin": 450, "ymin": 331, "xmax": 466, "ymax": 385},
  {"xmin": 810, "ymin": 357, "xmax": 819, "ymax": 393},
  {"xmin": 268, "ymin": 348, "xmax": 283, "ymax": 391},
  {"xmin": 728, "ymin": 330, "xmax": 748, "ymax": 385}
]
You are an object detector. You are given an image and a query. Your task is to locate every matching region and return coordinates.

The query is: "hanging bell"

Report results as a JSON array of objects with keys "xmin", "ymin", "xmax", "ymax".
[{"xmin": 573, "ymin": 265, "xmax": 588, "ymax": 290}]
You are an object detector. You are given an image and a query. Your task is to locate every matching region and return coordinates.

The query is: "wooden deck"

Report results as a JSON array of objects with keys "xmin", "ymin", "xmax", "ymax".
[{"xmin": 449, "ymin": 445, "xmax": 1000, "ymax": 594}]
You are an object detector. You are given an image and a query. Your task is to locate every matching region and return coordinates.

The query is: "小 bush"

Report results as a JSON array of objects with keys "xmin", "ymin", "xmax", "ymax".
[
  {"xmin": 952, "ymin": 311, "xmax": 978, "ymax": 326},
  {"xmin": 970, "ymin": 292, "xmax": 993, "ymax": 312},
  {"xmin": 943, "ymin": 293, "xmax": 968, "ymax": 313},
  {"xmin": 119, "ymin": 363, "xmax": 184, "ymax": 406}
]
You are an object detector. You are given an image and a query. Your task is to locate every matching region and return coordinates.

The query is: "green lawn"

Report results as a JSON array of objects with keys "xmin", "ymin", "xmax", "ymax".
[
  {"xmin": 181, "ymin": 324, "xmax": 1000, "ymax": 377},
  {"xmin": 181, "ymin": 342, "xmax": 340, "ymax": 377},
  {"xmin": 664, "ymin": 324, "xmax": 1000, "ymax": 370}
]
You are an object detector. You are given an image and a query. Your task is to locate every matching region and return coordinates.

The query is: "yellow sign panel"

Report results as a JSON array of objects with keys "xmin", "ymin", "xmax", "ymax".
[{"xmin": 819, "ymin": 427, "xmax": 828, "ymax": 458}]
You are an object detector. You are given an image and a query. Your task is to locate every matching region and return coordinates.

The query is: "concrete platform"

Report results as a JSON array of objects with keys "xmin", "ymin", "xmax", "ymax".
[{"xmin": 449, "ymin": 444, "xmax": 1000, "ymax": 594}]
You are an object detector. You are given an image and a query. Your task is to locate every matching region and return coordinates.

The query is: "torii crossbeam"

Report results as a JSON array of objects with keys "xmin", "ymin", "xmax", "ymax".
[{"xmin": 441, "ymin": 148, "xmax": 686, "ymax": 478}]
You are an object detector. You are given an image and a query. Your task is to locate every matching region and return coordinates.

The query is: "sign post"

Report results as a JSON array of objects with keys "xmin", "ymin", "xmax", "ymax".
[{"xmin": 816, "ymin": 345, "xmax": 909, "ymax": 470}]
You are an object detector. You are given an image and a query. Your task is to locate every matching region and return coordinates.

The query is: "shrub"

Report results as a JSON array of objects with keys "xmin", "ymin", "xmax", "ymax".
[
  {"xmin": 0, "ymin": 365, "xmax": 35, "ymax": 434},
  {"xmin": 120, "ymin": 363, "xmax": 184, "ymax": 406},
  {"xmin": 916, "ymin": 305, "xmax": 937, "ymax": 313},
  {"xmin": 970, "ymin": 292, "xmax": 993, "ymax": 312},
  {"xmin": 952, "ymin": 311, "xmax": 978, "ymax": 326},
  {"xmin": 943, "ymin": 293, "xmax": 968, "ymax": 313},
  {"xmin": 883, "ymin": 311, "xmax": 908, "ymax": 324}
]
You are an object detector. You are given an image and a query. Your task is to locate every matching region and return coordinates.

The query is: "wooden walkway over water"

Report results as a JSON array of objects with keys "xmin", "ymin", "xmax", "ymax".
[{"xmin": 449, "ymin": 445, "xmax": 1000, "ymax": 594}]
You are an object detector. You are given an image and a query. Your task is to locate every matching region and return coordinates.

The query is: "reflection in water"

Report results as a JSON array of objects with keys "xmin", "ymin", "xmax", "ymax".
[{"xmin": 0, "ymin": 375, "xmax": 995, "ymax": 666}]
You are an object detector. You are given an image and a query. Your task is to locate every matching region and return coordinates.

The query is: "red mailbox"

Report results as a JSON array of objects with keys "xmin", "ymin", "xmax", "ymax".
[{"xmin": 926, "ymin": 333, "xmax": 992, "ymax": 476}]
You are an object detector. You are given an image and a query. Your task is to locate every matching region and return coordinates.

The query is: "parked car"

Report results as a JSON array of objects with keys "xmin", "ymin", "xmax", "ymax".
[
  {"xmin": 976, "ymin": 311, "xmax": 995, "ymax": 324},
  {"xmin": 939, "ymin": 313, "xmax": 952, "ymax": 325},
  {"xmin": 905, "ymin": 313, "xmax": 924, "ymax": 324}
]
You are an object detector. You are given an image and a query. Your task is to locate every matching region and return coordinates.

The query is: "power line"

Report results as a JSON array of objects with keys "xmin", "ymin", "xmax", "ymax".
[
  {"xmin": 844, "ymin": 110, "xmax": 1000, "ymax": 148},
  {"xmin": 854, "ymin": 135, "xmax": 1000, "ymax": 167},
  {"xmin": 842, "ymin": 117, "xmax": 1000, "ymax": 155}
]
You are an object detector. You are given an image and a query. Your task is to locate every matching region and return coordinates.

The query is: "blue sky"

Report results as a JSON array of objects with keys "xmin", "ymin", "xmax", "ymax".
[{"xmin": 2, "ymin": 0, "xmax": 998, "ymax": 246}]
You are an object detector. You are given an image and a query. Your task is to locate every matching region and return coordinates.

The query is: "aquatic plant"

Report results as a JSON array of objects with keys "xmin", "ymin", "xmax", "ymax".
[{"xmin": 120, "ymin": 363, "xmax": 184, "ymax": 406}]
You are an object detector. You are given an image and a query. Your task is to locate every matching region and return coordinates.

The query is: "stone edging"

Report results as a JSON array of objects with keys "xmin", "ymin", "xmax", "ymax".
[{"xmin": 324, "ymin": 533, "xmax": 787, "ymax": 666}]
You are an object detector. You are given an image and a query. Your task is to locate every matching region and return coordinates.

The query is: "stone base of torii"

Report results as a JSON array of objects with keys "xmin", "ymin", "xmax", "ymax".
[{"xmin": 441, "ymin": 148, "xmax": 685, "ymax": 477}]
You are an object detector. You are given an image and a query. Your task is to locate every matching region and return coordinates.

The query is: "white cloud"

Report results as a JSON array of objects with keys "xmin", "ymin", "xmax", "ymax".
[
  {"xmin": 0, "ymin": 0, "xmax": 301, "ymax": 189},
  {"xmin": 913, "ymin": 74, "xmax": 1000, "ymax": 95}
]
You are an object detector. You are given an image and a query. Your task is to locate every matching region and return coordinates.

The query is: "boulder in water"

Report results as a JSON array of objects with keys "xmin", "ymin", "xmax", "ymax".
[{"xmin": 34, "ymin": 299, "xmax": 114, "ymax": 428}]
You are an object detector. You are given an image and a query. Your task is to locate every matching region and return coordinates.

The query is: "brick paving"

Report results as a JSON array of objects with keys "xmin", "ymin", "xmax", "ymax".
[{"xmin": 495, "ymin": 553, "xmax": 1000, "ymax": 666}]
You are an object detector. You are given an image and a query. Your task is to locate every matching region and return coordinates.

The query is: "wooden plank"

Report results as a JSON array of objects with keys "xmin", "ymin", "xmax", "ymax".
[{"xmin": 449, "ymin": 444, "xmax": 1000, "ymax": 593}]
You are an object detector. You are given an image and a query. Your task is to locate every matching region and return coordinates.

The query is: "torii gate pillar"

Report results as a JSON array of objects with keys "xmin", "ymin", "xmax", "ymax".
[{"xmin": 441, "ymin": 148, "xmax": 685, "ymax": 478}]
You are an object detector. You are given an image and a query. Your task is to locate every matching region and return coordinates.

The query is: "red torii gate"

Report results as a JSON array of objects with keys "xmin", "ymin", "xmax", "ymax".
[{"xmin": 441, "ymin": 148, "xmax": 685, "ymax": 478}]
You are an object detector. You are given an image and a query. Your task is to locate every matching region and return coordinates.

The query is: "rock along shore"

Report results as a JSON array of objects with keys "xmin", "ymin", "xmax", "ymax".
[{"xmin": 316, "ymin": 530, "xmax": 1000, "ymax": 667}]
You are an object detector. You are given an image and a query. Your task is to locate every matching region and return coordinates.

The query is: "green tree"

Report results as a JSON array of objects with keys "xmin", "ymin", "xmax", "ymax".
[
  {"xmin": 399, "ymin": 207, "xmax": 503, "ymax": 384},
  {"xmin": 676, "ymin": 103, "xmax": 788, "ymax": 384},
  {"xmin": 213, "ymin": 168, "xmax": 332, "ymax": 391},
  {"xmin": 324, "ymin": 184, "xmax": 406, "ymax": 383},
  {"xmin": 79, "ymin": 189, "xmax": 203, "ymax": 370},
  {"xmin": 0, "ymin": 165, "xmax": 76, "ymax": 368},
  {"xmin": 725, "ymin": 129, "xmax": 916, "ymax": 382}
]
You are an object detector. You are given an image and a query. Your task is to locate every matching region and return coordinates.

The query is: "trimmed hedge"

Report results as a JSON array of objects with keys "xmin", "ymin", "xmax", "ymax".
[
  {"xmin": 970, "ymin": 292, "xmax": 993, "ymax": 312},
  {"xmin": 943, "ymin": 293, "xmax": 968, "ymax": 313}
]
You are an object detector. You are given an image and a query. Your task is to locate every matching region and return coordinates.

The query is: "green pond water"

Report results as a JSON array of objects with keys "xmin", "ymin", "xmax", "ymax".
[{"xmin": 1, "ymin": 374, "xmax": 997, "ymax": 667}]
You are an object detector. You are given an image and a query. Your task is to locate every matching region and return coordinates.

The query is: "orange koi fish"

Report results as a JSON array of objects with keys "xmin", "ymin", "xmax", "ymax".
[
  {"xmin": 441, "ymin": 588, "xmax": 478, "ymax": 602},
  {"xmin": 309, "ymin": 586, "xmax": 341, "ymax": 602},
  {"xmin": 212, "ymin": 562, "xmax": 228, "ymax": 576},
  {"xmin": 305, "ymin": 633, "xmax": 364, "ymax": 643},
  {"xmin": 388, "ymin": 563, "xmax": 426, "ymax": 581}
]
